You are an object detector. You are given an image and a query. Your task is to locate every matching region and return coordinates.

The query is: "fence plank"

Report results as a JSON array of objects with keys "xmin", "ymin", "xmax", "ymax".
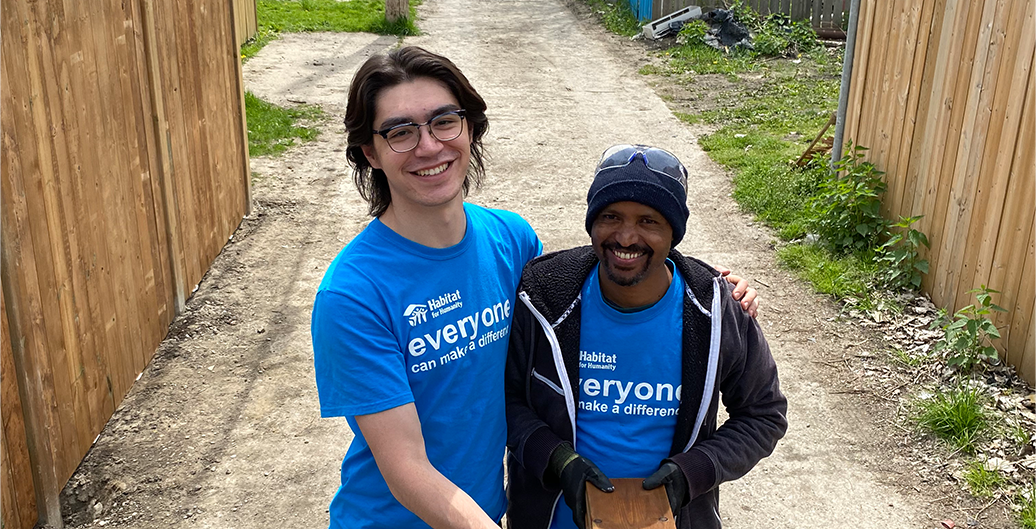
[
  {"xmin": 888, "ymin": 0, "xmax": 936, "ymax": 217},
  {"xmin": 902, "ymin": 0, "xmax": 949, "ymax": 255},
  {"xmin": 1, "ymin": 288, "xmax": 37, "ymax": 529},
  {"xmin": 871, "ymin": 0, "xmax": 918, "ymax": 184},
  {"xmin": 882, "ymin": 0, "xmax": 925, "ymax": 216},
  {"xmin": 1007, "ymin": 213, "xmax": 1035, "ymax": 372},
  {"xmin": 857, "ymin": 0, "xmax": 896, "ymax": 153},
  {"xmin": 916, "ymin": 0, "xmax": 972, "ymax": 304}
]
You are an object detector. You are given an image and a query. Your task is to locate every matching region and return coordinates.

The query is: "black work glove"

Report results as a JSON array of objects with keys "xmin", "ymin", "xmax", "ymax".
[
  {"xmin": 642, "ymin": 460, "xmax": 689, "ymax": 518},
  {"xmin": 548, "ymin": 443, "xmax": 614, "ymax": 529}
]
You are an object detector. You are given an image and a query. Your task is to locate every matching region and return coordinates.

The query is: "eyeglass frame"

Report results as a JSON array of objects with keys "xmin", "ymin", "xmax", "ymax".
[
  {"xmin": 595, "ymin": 144, "xmax": 688, "ymax": 189},
  {"xmin": 372, "ymin": 109, "xmax": 468, "ymax": 153}
]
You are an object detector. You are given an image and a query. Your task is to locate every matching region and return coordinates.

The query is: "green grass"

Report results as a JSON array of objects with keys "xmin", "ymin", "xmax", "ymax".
[
  {"xmin": 663, "ymin": 45, "xmax": 758, "ymax": 75},
  {"xmin": 244, "ymin": 91, "xmax": 323, "ymax": 156},
  {"xmin": 581, "ymin": 0, "xmax": 642, "ymax": 37},
  {"xmin": 241, "ymin": 0, "xmax": 420, "ymax": 60},
  {"xmin": 963, "ymin": 459, "xmax": 1007, "ymax": 498},
  {"xmin": 776, "ymin": 243, "xmax": 873, "ymax": 302},
  {"xmin": 1020, "ymin": 483, "xmax": 1035, "ymax": 529},
  {"xmin": 913, "ymin": 384, "xmax": 989, "ymax": 454}
]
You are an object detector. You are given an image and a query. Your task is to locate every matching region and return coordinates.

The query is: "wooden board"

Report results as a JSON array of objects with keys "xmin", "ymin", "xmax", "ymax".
[{"xmin": 585, "ymin": 478, "xmax": 677, "ymax": 529}]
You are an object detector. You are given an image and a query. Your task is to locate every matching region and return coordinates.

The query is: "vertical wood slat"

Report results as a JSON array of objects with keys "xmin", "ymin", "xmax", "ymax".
[
  {"xmin": 888, "ymin": 0, "xmax": 936, "ymax": 218},
  {"xmin": 868, "ymin": 0, "xmax": 914, "ymax": 181},
  {"xmin": 2, "ymin": 289, "xmax": 38, "ymax": 529},
  {"xmin": 877, "ymin": 0, "xmax": 924, "ymax": 210}
]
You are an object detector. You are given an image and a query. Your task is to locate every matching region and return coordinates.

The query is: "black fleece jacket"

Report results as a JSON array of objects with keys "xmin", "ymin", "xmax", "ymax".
[{"xmin": 505, "ymin": 246, "xmax": 787, "ymax": 529}]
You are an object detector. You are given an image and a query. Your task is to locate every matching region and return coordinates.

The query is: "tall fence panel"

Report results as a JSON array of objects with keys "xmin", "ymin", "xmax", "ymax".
[
  {"xmin": 233, "ymin": 0, "xmax": 258, "ymax": 45},
  {"xmin": 0, "ymin": 0, "xmax": 251, "ymax": 525},
  {"xmin": 845, "ymin": 0, "xmax": 1036, "ymax": 383},
  {"xmin": 648, "ymin": 0, "xmax": 850, "ymax": 32}
]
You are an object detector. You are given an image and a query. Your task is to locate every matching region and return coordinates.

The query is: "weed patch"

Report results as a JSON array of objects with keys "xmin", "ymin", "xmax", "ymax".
[
  {"xmin": 913, "ymin": 383, "xmax": 989, "ymax": 454},
  {"xmin": 244, "ymin": 91, "xmax": 323, "ymax": 156}
]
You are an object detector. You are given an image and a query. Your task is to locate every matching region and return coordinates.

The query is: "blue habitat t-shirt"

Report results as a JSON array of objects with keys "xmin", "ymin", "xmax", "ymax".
[
  {"xmin": 551, "ymin": 262, "xmax": 684, "ymax": 529},
  {"xmin": 311, "ymin": 203, "xmax": 541, "ymax": 529}
]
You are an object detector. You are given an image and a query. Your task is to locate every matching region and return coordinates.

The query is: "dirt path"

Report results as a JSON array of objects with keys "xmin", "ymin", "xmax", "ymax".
[{"xmin": 57, "ymin": 0, "xmax": 1013, "ymax": 527}]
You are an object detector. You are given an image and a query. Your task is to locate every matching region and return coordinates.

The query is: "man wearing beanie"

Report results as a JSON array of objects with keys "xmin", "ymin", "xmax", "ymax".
[{"xmin": 505, "ymin": 145, "xmax": 787, "ymax": 529}]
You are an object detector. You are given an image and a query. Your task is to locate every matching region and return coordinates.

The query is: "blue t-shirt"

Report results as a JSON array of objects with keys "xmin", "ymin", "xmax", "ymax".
[
  {"xmin": 551, "ymin": 262, "xmax": 683, "ymax": 529},
  {"xmin": 312, "ymin": 203, "xmax": 541, "ymax": 529}
]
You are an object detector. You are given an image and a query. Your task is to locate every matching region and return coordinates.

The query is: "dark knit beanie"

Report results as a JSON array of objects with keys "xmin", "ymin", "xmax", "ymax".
[{"xmin": 585, "ymin": 156, "xmax": 690, "ymax": 247}]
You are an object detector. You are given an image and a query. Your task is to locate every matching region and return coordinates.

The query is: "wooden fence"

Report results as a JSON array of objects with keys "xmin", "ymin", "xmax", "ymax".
[
  {"xmin": 645, "ymin": 0, "xmax": 850, "ymax": 33},
  {"xmin": 844, "ymin": 0, "xmax": 1035, "ymax": 383},
  {"xmin": 234, "ymin": 0, "xmax": 259, "ymax": 45},
  {"xmin": 0, "ymin": 0, "xmax": 252, "ymax": 526}
]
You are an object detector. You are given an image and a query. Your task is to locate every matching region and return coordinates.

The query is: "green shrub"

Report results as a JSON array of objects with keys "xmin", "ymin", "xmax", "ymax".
[
  {"xmin": 676, "ymin": 19, "xmax": 709, "ymax": 46},
  {"xmin": 876, "ymin": 215, "xmax": 930, "ymax": 291},
  {"xmin": 807, "ymin": 142, "xmax": 888, "ymax": 253},
  {"xmin": 937, "ymin": 285, "xmax": 1008, "ymax": 372}
]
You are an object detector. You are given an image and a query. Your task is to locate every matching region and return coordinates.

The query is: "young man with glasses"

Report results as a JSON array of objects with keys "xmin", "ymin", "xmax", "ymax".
[
  {"xmin": 505, "ymin": 145, "xmax": 787, "ymax": 529},
  {"xmin": 311, "ymin": 47, "xmax": 760, "ymax": 529}
]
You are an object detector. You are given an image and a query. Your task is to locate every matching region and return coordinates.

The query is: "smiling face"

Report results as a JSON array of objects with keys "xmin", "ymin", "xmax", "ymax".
[
  {"xmin": 360, "ymin": 77, "xmax": 472, "ymax": 218},
  {"xmin": 591, "ymin": 201, "xmax": 675, "ymax": 306}
]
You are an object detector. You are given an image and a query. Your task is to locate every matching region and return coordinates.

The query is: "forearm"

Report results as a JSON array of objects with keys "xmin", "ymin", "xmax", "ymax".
[
  {"xmin": 380, "ymin": 459, "xmax": 498, "ymax": 529},
  {"xmin": 357, "ymin": 404, "xmax": 499, "ymax": 529}
]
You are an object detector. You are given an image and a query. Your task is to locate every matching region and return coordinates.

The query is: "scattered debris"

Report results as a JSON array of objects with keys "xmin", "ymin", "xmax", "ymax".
[
  {"xmin": 642, "ymin": 5, "xmax": 702, "ymax": 40},
  {"xmin": 794, "ymin": 112, "xmax": 836, "ymax": 167},
  {"xmin": 701, "ymin": 9, "xmax": 753, "ymax": 51}
]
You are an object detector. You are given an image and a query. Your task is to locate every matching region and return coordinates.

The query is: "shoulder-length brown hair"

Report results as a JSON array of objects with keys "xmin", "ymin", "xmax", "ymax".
[{"xmin": 344, "ymin": 46, "xmax": 489, "ymax": 218}]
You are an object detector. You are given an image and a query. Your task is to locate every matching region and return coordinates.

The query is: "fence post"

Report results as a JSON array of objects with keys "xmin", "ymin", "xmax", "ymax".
[{"xmin": 386, "ymin": 0, "xmax": 408, "ymax": 22}]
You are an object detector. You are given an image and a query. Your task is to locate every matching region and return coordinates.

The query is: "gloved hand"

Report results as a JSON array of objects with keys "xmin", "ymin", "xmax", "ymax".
[
  {"xmin": 642, "ymin": 460, "xmax": 689, "ymax": 518},
  {"xmin": 548, "ymin": 443, "xmax": 614, "ymax": 529}
]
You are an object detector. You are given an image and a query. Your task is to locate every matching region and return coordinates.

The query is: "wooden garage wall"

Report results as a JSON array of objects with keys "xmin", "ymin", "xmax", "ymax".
[
  {"xmin": 844, "ymin": 0, "xmax": 1035, "ymax": 383},
  {"xmin": 0, "ymin": 0, "xmax": 251, "ymax": 526}
]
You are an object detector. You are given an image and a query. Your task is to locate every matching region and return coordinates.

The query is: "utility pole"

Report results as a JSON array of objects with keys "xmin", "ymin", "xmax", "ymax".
[{"xmin": 386, "ymin": 0, "xmax": 408, "ymax": 22}]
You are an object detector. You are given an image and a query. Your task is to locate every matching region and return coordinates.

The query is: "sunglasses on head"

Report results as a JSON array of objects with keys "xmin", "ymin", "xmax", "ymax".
[{"xmin": 595, "ymin": 144, "xmax": 688, "ymax": 189}]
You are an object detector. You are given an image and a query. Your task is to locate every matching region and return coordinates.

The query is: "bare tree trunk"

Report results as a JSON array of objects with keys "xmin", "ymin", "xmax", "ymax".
[{"xmin": 386, "ymin": 0, "xmax": 408, "ymax": 22}]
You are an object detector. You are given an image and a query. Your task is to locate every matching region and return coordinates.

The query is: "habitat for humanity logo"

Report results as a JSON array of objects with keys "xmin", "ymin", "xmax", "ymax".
[
  {"xmin": 404, "ymin": 304, "xmax": 428, "ymax": 327},
  {"xmin": 404, "ymin": 289, "xmax": 464, "ymax": 327}
]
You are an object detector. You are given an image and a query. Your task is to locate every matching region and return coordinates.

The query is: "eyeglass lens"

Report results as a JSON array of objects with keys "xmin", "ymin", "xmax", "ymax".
[{"xmin": 383, "ymin": 112, "xmax": 465, "ymax": 153}]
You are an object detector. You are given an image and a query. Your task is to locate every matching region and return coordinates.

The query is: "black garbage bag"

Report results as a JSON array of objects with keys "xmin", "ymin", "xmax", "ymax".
[{"xmin": 701, "ymin": 9, "xmax": 753, "ymax": 51}]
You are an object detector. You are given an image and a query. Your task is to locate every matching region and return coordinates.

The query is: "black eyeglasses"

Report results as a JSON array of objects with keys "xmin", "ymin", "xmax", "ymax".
[
  {"xmin": 595, "ymin": 144, "xmax": 688, "ymax": 188},
  {"xmin": 373, "ymin": 109, "xmax": 467, "ymax": 153}
]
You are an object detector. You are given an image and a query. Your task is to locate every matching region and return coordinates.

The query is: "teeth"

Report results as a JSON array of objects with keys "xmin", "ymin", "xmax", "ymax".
[
  {"xmin": 416, "ymin": 163, "xmax": 448, "ymax": 176},
  {"xmin": 614, "ymin": 250, "xmax": 642, "ymax": 260}
]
